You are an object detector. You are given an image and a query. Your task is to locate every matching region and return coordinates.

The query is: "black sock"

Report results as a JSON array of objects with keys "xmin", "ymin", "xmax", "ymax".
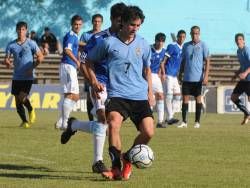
[
  {"xmin": 87, "ymin": 98, "xmax": 94, "ymax": 121},
  {"xmin": 182, "ymin": 103, "xmax": 188, "ymax": 123},
  {"xmin": 16, "ymin": 103, "xmax": 27, "ymax": 122},
  {"xmin": 109, "ymin": 146, "xmax": 121, "ymax": 169},
  {"xmin": 124, "ymin": 145, "xmax": 135, "ymax": 162},
  {"xmin": 233, "ymin": 99, "xmax": 250, "ymax": 116},
  {"xmin": 195, "ymin": 103, "xmax": 202, "ymax": 123},
  {"xmin": 23, "ymin": 98, "xmax": 33, "ymax": 112}
]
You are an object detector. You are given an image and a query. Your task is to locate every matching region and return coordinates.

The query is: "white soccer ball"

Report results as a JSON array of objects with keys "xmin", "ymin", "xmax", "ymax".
[{"xmin": 129, "ymin": 144, "xmax": 154, "ymax": 169}]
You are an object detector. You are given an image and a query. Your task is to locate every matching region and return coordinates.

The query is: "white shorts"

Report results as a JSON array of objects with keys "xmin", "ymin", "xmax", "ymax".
[
  {"xmin": 60, "ymin": 63, "xmax": 79, "ymax": 94},
  {"xmin": 89, "ymin": 85, "xmax": 107, "ymax": 112},
  {"xmin": 163, "ymin": 75, "xmax": 181, "ymax": 94},
  {"xmin": 152, "ymin": 73, "xmax": 163, "ymax": 94}
]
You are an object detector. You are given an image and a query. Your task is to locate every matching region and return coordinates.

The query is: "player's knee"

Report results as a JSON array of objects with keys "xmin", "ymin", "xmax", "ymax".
[
  {"xmin": 231, "ymin": 94, "xmax": 238, "ymax": 103},
  {"xmin": 166, "ymin": 94, "xmax": 173, "ymax": 101},
  {"xmin": 92, "ymin": 122, "xmax": 107, "ymax": 136}
]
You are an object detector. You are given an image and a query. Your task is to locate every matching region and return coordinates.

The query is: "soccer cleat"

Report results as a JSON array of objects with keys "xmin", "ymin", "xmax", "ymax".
[
  {"xmin": 167, "ymin": 118, "xmax": 179, "ymax": 125},
  {"xmin": 194, "ymin": 122, "xmax": 200, "ymax": 128},
  {"xmin": 156, "ymin": 123, "xmax": 166, "ymax": 128},
  {"xmin": 101, "ymin": 167, "xmax": 122, "ymax": 180},
  {"xmin": 121, "ymin": 154, "xmax": 132, "ymax": 180},
  {"xmin": 177, "ymin": 122, "xmax": 187, "ymax": 128},
  {"xmin": 92, "ymin": 160, "xmax": 109, "ymax": 173},
  {"xmin": 28, "ymin": 109, "xmax": 36, "ymax": 124},
  {"xmin": 241, "ymin": 115, "xmax": 250, "ymax": 125},
  {"xmin": 60, "ymin": 117, "xmax": 77, "ymax": 144},
  {"xmin": 20, "ymin": 122, "xmax": 30, "ymax": 128}
]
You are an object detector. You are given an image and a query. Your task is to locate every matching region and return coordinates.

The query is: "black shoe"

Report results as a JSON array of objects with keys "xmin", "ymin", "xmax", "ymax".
[
  {"xmin": 156, "ymin": 123, "xmax": 167, "ymax": 128},
  {"xmin": 167, "ymin": 118, "xmax": 179, "ymax": 125},
  {"xmin": 92, "ymin": 160, "xmax": 109, "ymax": 173},
  {"xmin": 61, "ymin": 117, "xmax": 77, "ymax": 144}
]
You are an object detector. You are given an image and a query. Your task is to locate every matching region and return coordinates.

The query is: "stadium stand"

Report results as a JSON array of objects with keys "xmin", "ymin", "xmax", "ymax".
[{"xmin": 0, "ymin": 50, "xmax": 239, "ymax": 85}]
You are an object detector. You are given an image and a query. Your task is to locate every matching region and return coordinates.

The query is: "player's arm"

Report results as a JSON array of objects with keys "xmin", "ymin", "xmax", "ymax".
[
  {"xmin": 160, "ymin": 56, "xmax": 168, "ymax": 81},
  {"xmin": 238, "ymin": 50, "xmax": 250, "ymax": 80},
  {"xmin": 144, "ymin": 66, "xmax": 154, "ymax": 106},
  {"xmin": 65, "ymin": 48, "xmax": 80, "ymax": 68},
  {"xmin": 203, "ymin": 57, "xmax": 210, "ymax": 85},
  {"xmin": 33, "ymin": 50, "xmax": 44, "ymax": 68},
  {"xmin": 3, "ymin": 53, "xmax": 12, "ymax": 69}
]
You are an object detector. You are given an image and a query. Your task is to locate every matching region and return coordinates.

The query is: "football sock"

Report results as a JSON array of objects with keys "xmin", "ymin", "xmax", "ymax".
[
  {"xmin": 233, "ymin": 99, "xmax": 250, "ymax": 116},
  {"xmin": 16, "ymin": 103, "xmax": 27, "ymax": 122},
  {"xmin": 156, "ymin": 100, "xmax": 164, "ymax": 123},
  {"xmin": 62, "ymin": 98, "xmax": 76, "ymax": 128},
  {"xmin": 23, "ymin": 98, "xmax": 33, "ymax": 112},
  {"xmin": 182, "ymin": 103, "xmax": 188, "ymax": 123},
  {"xmin": 109, "ymin": 146, "xmax": 121, "ymax": 169},
  {"xmin": 195, "ymin": 103, "xmax": 202, "ymax": 123},
  {"xmin": 93, "ymin": 122, "xmax": 107, "ymax": 162},
  {"xmin": 165, "ymin": 96, "xmax": 173, "ymax": 120}
]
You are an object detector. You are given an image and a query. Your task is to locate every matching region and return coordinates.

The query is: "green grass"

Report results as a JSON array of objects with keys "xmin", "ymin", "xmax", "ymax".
[{"xmin": 1, "ymin": 110, "xmax": 250, "ymax": 188}]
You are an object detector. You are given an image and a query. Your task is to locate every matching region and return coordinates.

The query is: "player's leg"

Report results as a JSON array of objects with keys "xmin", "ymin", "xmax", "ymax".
[
  {"xmin": 231, "ymin": 81, "xmax": 250, "ymax": 124},
  {"xmin": 171, "ymin": 77, "xmax": 181, "ymax": 124},
  {"xmin": 178, "ymin": 82, "xmax": 189, "ymax": 128},
  {"xmin": 164, "ymin": 75, "xmax": 174, "ymax": 123},
  {"xmin": 194, "ymin": 82, "xmax": 203, "ymax": 128}
]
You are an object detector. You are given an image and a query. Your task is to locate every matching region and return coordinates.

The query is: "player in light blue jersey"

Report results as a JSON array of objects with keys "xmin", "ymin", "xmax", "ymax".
[
  {"xmin": 55, "ymin": 15, "xmax": 83, "ymax": 130},
  {"xmin": 85, "ymin": 6, "xmax": 154, "ymax": 181},
  {"xmin": 150, "ymin": 33, "xmax": 166, "ymax": 128},
  {"xmin": 178, "ymin": 26, "xmax": 210, "ymax": 128},
  {"xmin": 4, "ymin": 21, "xmax": 44, "ymax": 128},
  {"xmin": 60, "ymin": 3, "xmax": 127, "ymax": 174},
  {"xmin": 79, "ymin": 13, "xmax": 103, "ymax": 121},
  {"xmin": 161, "ymin": 30, "xmax": 186, "ymax": 125},
  {"xmin": 231, "ymin": 33, "xmax": 250, "ymax": 125}
]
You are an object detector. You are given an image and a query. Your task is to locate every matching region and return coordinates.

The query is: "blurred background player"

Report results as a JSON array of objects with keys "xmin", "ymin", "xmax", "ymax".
[
  {"xmin": 231, "ymin": 33, "xmax": 250, "ymax": 125},
  {"xmin": 161, "ymin": 30, "xmax": 186, "ymax": 125},
  {"xmin": 4, "ymin": 21, "xmax": 44, "ymax": 128},
  {"xmin": 55, "ymin": 15, "xmax": 83, "ymax": 130},
  {"xmin": 60, "ymin": 3, "xmax": 127, "ymax": 173},
  {"xmin": 178, "ymin": 26, "xmax": 210, "ymax": 128},
  {"xmin": 150, "ymin": 32, "xmax": 166, "ymax": 128},
  {"xmin": 80, "ymin": 13, "xmax": 104, "ymax": 121}
]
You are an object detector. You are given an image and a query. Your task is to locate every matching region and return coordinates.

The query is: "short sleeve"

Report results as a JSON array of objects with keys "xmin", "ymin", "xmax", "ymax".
[
  {"xmin": 64, "ymin": 35, "xmax": 76, "ymax": 51},
  {"xmin": 166, "ymin": 44, "xmax": 174, "ymax": 57},
  {"xmin": 142, "ymin": 40, "xmax": 151, "ymax": 67},
  {"xmin": 87, "ymin": 38, "xmax": 108, "ymax": 63},
  {"xmin": 202, "ymin": 42, "xmax": 209, "ymax": 59}
]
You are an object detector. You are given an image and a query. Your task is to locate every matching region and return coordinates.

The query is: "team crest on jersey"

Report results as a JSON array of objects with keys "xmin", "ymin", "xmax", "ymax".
[{"xmin": 135, "ymin": 47, "xmax": 141, "ymax": 56}]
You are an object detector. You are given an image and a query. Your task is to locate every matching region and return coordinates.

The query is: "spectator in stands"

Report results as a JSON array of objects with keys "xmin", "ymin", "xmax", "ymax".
[
  {"xmin": 3, "ymin": 21, "xmax": 44, "ymax": 128},
  {"xmin": 40, "ymin": 27, "xmax": 61, "ymax": 54},
  {"xmin": 231, "ymin": 33, "xmax": 250, "ymax": 125},
  {"xmin": 178, "ymin": 26, "xmax": 210, "ymax": 128},
  {"xmin": 29, "ymin": 30, "xmax": 39, "ymax": 45},
  {"xmin": 79, "ymin": 13, "xmax": 103, "ymax": 121}
]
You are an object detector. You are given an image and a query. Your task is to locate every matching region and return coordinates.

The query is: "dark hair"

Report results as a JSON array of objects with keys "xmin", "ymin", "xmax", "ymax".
[
  {"xmin": 121, "ymin": 6, "xmax": 145, "ymax": 24},
  {"xmin": 177, "ymin": 30, "xmax": 186, "ymax": 37},
  {"xmin": 155, "ymin": 32, "xmax": 166, "ymax": 42},
  {"xmin": 71, "ymin": 14, "xmax": 83, "ymax": 25},
  {"xmin": 110, "ymin": 2, "xmax": 127, "ymax": 19},
  {"xmin": 235, "ymin": 33, "xmax": 244, "ymax": 42},
  {"xmin": 16, "ymin": 21, "xmax": 27, "ymax": 30},
  {"xmin": 191, "ymin": 25, "xmax": 200, "ymax": 32},
  {"xmin": 92, "ymin": 13, "xmax": 103, "ymax": 23},
  {"xmin": 44, "ymin": 27, "xmax": 50, "ymax": 31}
]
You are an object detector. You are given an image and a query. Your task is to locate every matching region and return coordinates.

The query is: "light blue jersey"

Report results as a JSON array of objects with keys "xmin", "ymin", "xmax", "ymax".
[
  {"xmin": 150, "ymin": 45, "xmax": 166, "ymax": 74},
  {"xmin": 61, "ymin": 30, "xmax": 79, "ymax": 69},
  {"xmin": 87, "ymin": 34, "xmax": 151, "ymax": 100},
  {"xmin": 80, "ymin": 30, "xmax": 94, "ymax": 44},
  {"xmin": 84, "ymin": 28, "xmax": 114, "ymax": 85},
  {"xmin": 237, "ymin": 46, "xmax": 250, "ymax": 81},
  {"xmin": 182, "ymin": 41, "xmax": 209, "ymax": 82},
  {"xmin": 5, "ymin": 38, "xmax": 40, "ymax": 80},
  {"xmin": 165, "ymin": 43, "xmax": 183, "ymax": 77}
]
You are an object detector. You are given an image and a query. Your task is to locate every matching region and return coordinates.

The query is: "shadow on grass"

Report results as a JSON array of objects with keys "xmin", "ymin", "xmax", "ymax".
[{"xmin": 0, "ymin": 164, "xmax": 51, "ymax": 171}]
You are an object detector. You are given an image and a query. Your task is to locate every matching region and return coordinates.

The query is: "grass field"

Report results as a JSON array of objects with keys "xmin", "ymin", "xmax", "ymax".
[{"xmin": 1, "ymin": 110, "xmax": 250, "ymax": 188}]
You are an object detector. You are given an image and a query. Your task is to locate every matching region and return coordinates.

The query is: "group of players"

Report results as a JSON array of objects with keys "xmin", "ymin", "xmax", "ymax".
[{"xmin": 3, "ymin": 1, "xmax": 250, "ymax": 181}]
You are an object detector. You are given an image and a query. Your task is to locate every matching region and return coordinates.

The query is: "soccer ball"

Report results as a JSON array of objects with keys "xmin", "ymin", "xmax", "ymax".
[{"xmin": 128, "ymin": 144, "xmax": 154, "ymax": 169}]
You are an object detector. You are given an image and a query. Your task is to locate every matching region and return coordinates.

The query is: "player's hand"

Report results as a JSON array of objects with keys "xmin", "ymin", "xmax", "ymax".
[
  {"xmin": 4, "ymin": 59, "xmax": 13, "ymax": 69},
  {"xmin": 92, "ymin": 82, "xmax": 104, "ymax": 99},
  {"xmin": 202, "ymin": 76, "xmax": 208, "ymax": 85}
]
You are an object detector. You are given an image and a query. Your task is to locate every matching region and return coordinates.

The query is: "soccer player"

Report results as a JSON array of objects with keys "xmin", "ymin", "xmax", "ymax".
[
  {"xmin": 87, "ymin": 6, "xmax": 154, "ymax": 180},
  {"xmin": 60, "ymin": 3, "xmax": 127, "ymax": 173},
  {"xmin": 4, "ymin": 21, "xmax": 43, "ymax": 128},
  {"xmin": 178, "ymin": 26, "xmax": 210, "ymax": 128},
  {"xmin": 150, "ymin": 33, "xmax": 166, "ymax": 128},
  {"xmin": 80, "ymin": 13, "xmax": 103, "ymax": 121},
  {"xmin": 55, "ymin": 15, "xmax": 83, "ymax": 129},
  {"xmin": 231, "ymin": 33, "xmax": 250, "ymax": 125},
  {"xmin": 161, "ymin": 30, "xmax": 186, "ymax": 125}
]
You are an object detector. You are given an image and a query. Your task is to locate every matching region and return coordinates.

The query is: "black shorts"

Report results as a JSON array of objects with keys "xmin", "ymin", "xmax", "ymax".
[
  {"xmin": 232, "ymin": 81, "xmax": 250, "ymax": 96},
  {"xmin": 182, "ymin": 81, "xmax": 202, "ymax": 97},
  {"xmin": 105, "ymin": 97, "xmax": 154, "ymax": 130},
  {"xmin": 11, "ymin": 80, "xmax": 33, "ymax": 95}
]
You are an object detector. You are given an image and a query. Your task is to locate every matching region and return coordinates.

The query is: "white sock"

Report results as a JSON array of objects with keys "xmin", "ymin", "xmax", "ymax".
[
  {"xmin": 93, "ymin": 122, "xmax": 107, "ymax": 163},
  {"xmin": 62, "ymin": 98, "xmax": 76, "ymax": 128},
  {"xmin": 156, "ymin": 100, "xmax": 164, "ymax": 123},
  {"xmin": 71, "ymin": 120, "xmax": 93, "ymax": 133},
  {"xmin": 165, "ymin": 97, "xmax": 173, "ymax": 120}
]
